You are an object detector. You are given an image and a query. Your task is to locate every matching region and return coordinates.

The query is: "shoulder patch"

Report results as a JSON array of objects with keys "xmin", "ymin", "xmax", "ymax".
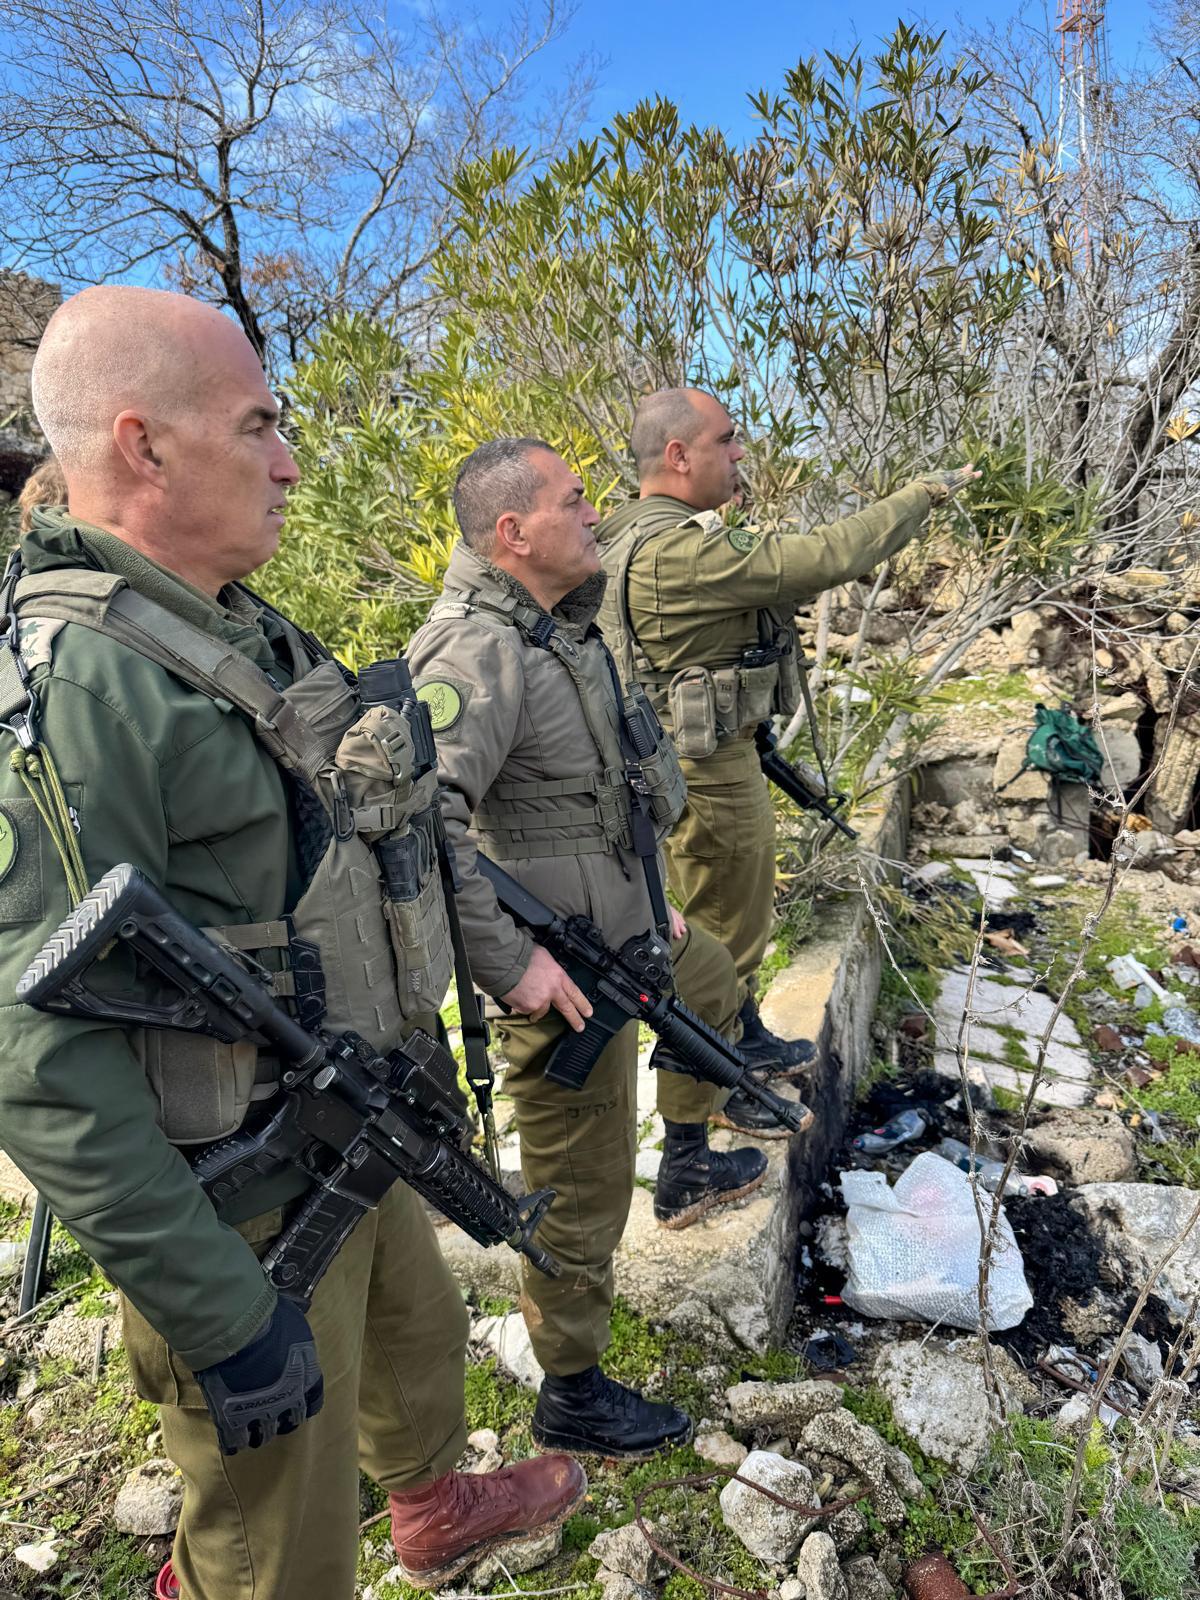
[
  {"xmin": 689, "ymin": 509, "xmax": 725, "ymax": 535},
  {"xmin": 16, "ymin": 617, "xmax": 65, "ymax": 672},
  {"xmin": 727, "ymin": 526, "xmax": 759, "ymax": 554},
  {"xmin": 416, "ymin": 678, "xmax": 472, "ymax": 735},
  {"xmin": 0, "ymin": 808, "xmax": 17, "ymax": 886}
]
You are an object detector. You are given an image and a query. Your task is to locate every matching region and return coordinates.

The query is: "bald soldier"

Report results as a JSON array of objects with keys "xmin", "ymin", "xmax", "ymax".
[
  {"xmin": 597, "ymin": 390, "xmax": 978, "ymax": 1077},
  {"xmin": 0, "ymin": 290, "xmax": 585, "ymax": 1600}
]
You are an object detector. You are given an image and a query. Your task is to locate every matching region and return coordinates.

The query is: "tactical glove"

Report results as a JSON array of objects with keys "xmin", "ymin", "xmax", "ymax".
[
  {"xmin": 193, "ymin": 1296, "xmax": 323, "ymax": 1455},
  {"xmin": 916, "ymin": 466, "xmax": 977, "ymax": 506}
]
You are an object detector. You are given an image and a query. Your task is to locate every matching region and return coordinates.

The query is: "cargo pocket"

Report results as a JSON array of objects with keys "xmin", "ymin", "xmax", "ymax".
[{"xmin": 136, "ymin": 1032, "xmax": 261, "ymax": 1145}]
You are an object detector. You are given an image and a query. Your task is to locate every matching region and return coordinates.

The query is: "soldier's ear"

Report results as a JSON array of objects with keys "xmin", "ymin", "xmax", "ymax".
[
  {"xmin": 494, "ymin": 510, "xmax": 527, "ymax": 557},
  {"xmin": 664, "ymin": 437, "xmax": 689, "ymax": 475},
  {"xmin": 113, "ymin": 410, "xmax": 167, "ymax": 487}
]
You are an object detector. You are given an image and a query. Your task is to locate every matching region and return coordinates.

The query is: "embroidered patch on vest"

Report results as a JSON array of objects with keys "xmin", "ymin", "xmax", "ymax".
[
  {"xmin": 0, "ymin": 808, "xmax": 17, "ymax": 885},
  {"xmin": 727, "ymin": 526, "xmax": 759, "ymax": 554},
  {"xmin": 416, "ymin": 678, "xmax": 470, "ymax": 734}
]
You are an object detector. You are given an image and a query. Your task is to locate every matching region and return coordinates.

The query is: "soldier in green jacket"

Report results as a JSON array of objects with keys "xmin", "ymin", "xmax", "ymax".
[
  {"xmin": 407, "ymin": 439, "xmax": 801, "ymax": 1459},
  {"xmin": 597, "ymin": 389, "xmax": 977, "ymax": 1098},
  {"xmin": 0, "ymin": 288, "xmax": 584, "ymax": 1600}
]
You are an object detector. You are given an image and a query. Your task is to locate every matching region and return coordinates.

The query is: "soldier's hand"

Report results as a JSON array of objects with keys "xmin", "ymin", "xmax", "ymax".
[
  {"xmin": 193, "ymin": 1296, "xmax": 323, "ymax": 1455},
  {"xmin": 668, "ymin": 906, "xmax": 688, "ymax": 942},
  {"xmin": 917, "ymin": 462, "xmax": 981, "ymax": 506},
  {"xmin": 501, "ymin": 945, "xmax": 593, "ymax": 1032}
]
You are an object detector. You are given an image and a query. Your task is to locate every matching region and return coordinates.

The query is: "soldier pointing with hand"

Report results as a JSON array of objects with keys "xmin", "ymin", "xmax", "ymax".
[{"xmin": 597, "ymin": 388, "xmax": 978, "ymax": 1099}]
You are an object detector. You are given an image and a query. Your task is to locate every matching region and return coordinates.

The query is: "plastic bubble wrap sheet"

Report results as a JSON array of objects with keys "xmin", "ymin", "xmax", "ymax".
[{"xmin": 839, "ymin": 1151, "xmax": 1032, "ymax": 1331}]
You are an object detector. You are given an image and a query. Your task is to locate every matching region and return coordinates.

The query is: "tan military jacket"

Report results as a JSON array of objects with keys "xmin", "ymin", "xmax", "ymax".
[
  {"xmin": 406, "ymin": 543, "xmax": 666, "ymax": 997},
  {"xmin": 596, "ymin": 482, "xmax": 932, "ymax": 692}
]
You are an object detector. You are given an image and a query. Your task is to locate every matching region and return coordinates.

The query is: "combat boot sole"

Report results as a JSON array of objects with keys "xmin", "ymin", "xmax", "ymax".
[
  {"xmin": 655, "ymin": 1162, "xmax": 769, "ymax": 1231},
  {"xmin": 531, "ymin": 1416, "xmax": 694, "ymax": 1461},
  {"xmin": 709, "ymin": 1102, "xmax": 814, "ymax": 1140},
  {"xmin": 392, "ymin": 1471, "xmax": 589, "ymax": 1590}
]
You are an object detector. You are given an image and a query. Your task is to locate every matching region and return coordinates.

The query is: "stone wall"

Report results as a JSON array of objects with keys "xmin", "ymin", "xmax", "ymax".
[{"xmin": 0, "ymin": 271, "xmax": 57, "ymax": 497}]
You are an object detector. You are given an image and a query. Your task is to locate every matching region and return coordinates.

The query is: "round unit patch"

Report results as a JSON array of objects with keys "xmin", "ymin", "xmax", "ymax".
[
  {"xmin": 416, "ymin": 680, "xmax": 465, "ymax": 733},
  {"xmin": 727, "ymin": 526, "xmax": 758, "ymax": 554},
  {"xmin": 0, "ymin": 809, "xmax": 18, "ymax": 886}
]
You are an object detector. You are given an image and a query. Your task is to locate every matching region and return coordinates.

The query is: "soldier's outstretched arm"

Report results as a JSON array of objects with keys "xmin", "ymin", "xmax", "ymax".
[
  {"xmin": 704, "ymin": 463, "xmax": 977, "ymax": 610},
  {"xmin": 0, "ymin": 684, "xmax": 276, "ymax": 1372}
]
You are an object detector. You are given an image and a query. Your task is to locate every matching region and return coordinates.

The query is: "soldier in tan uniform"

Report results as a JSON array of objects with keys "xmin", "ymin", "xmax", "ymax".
[
  {"xmin": 597, "ymin": 389, "xmax": 977, "ymax": 1105},
  {"xmin": 407, "ymin": 438, "xmax": 791, "ymax": 1459}
]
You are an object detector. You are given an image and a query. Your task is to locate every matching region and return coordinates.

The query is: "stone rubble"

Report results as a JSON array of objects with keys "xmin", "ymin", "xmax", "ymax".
[
  {"xmin": 112, "ymin": 1458, "xmax": 184, "ymax": 1536},
  {"xmin": 718, "ymin": 1451, "xmax": 821, "ymax": 1563}
]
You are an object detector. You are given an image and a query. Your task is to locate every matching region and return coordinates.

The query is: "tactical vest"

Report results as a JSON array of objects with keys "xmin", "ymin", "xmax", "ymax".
[
  {"xmin": 4, "ymin": 567, "xmax": 453, "ymax": 1144},
  {"xmin": 425, "ymin": 582, "xmax": 686, "ymax": 862},
  {"xmin": 598, "ymin": 504, "xmax": 804, "ymax": 760}
]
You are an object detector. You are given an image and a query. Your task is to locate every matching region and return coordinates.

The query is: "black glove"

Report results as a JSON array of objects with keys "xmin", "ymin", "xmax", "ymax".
[{"xmin": 193, "ymin": 1297, "xmax": 324, "ymax": 1455}]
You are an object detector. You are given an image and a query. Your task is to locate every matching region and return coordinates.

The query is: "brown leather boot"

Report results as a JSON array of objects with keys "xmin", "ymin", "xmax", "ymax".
[{"xmin": 390, "ymin": 1454, "xmax": 588, "ymax": 1588}]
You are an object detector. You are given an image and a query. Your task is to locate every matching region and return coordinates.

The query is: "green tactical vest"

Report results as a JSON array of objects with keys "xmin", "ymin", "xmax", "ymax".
[
  {"xmin": 425, "ymin": 580, "xmax": 686, "ymax": 862},
  {"xmin": 2, "ymin": 566, "xmax": 453, "ymax": 1145},
  {"xmin": 597, "ymin": 500, "xmax": 803, "ymax": 760}
]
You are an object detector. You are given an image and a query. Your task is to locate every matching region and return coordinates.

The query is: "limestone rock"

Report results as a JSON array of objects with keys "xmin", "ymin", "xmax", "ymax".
[
  {"xmin": 1096, "ymin": 725, "xmax": 1141, "ymax": 791},
  {"xmin": 1149, "ymin": 720, "xmax": 1200, "ymax": 834},
  {"xmin": 597, "ymin": 1575, "xmax": 653, "ymax": 1600},
  {"xmin": 1094, "ymin": 692, "xmax": 1143, "ymax": 725},
  {"xmin": 842, "ymin": 1554, "xmax": 896, "ymax": 1599},
  {"xmin": 719, "ymin": 1450, "xmax": 820, "ymax": 1563},
  {"xmin": 467, "ymin": 1427, "xmax": 499, "ymax": 1453},
  {"xmin": 1073, "ymin": 1183, "xmax": 1200, "ymax": 1320},
  {"xmin": 695, "ymin": 1429, "xmax": 748, "ymax": 1470},
  {"xmin": 872, "ymin": 1341, "xmax": 1023, "ymax": 1473},
  {"xmin": 798, "ymin": 1409, "xmax": 920, "ymax": 1526},
  {"xmin": 665, "ymin": 1296, "xmax": 730, "ymax": 1346},
  {"xmin": 1026, "ymin": 1109, "xmax": 1137, "ymax": 1184},
  {"xmin": 13, "ymin": 1541, "xmax": 61, "ymax": 1574},
  {"xmin": 40, "ymin": 1310, "xmax": 119, "ymax": 1371},
  {"xmin": 794, "ymin": 1532, "xmax": 848, "ymax": 1600},
  {"xmin": 590, "ymin": 1519, "xmax": 667, "ymax": 1585},
  {"xmin": 469, "ymin": 1524, "xmax": 562, "ymax": 1585},
  {"xmin": 472, "ymin": 1312, "xmax": 545, "ymax": 1388},
  {"xmin": 779, "ymin": 1579, "xmax": 806, "ymax": 1600},
  {"xmin": 726, "ymin": 1380, "xmax": 842, "ymax": 1436},
  {"xmin": 993, "ymin": 733, "xmax": 1049, "ymax": 803},
  {"xmin": 826, "ymin": 1504, "xmax": 867, "ymax": 1552},
  {"xmin": 112, "ymin": 1459, "xmax": 183, "ymax": 1536}
]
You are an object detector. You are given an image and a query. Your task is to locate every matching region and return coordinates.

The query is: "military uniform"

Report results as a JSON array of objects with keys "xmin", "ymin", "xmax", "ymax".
[
  {"xmin": 406, "ymin": 544, "xmax": 740, "ymax": 1375},
  {"xmin": 0, "ymin": 512, "xmax": 469, "ymax": 1600},
  {"xmin": 596, "ymin": 485, "xmax": 934, "ymax": 1004}
]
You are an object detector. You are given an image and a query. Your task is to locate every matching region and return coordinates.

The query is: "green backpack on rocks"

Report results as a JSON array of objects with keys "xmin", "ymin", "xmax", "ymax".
[{"xmin": 999, "ymin": 705, "xmax": 1105, "ymax": 799}]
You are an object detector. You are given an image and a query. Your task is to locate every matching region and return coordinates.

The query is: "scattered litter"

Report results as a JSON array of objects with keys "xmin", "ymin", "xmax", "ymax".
[
  {"xmin": 802, "ymin": 1329, "xmax": 858, "ymax": 1370},
  {"xmin": 1162, "ymin": 1004, "xmax": 1200, "ymax": 1046},
  {"xmin": 1129, "ymin": 1109, "xmax": 1170, "ymax": 1144},
  {"xmin": 1124, "ymin": 1063, "xmax": 1156, "ymax": 1089},
  {"xmin": 935, "ymin": 1136, "xmax": 1034, "ymax": 1198},
  {"xmin": 1029, "ymin": 873, "xmax": 1066, "ymax": 888},
  {"xmin": 1179, "ymin": 945, "xmax": 1200, "ymax": 970},
  {"xmin": 898, "ymin": 1013, "xmax": 928, "ymax": 1040},
  {"xmin": 984, "ymin": 928, "xmax": 1029, "ymax": 957},
  {"xmin": 1092, "ymin": 1023, "xmax": 1124, "ymax": 1052},
  {"xmin": 1011, "ymin": 848, "xmax": 1034, "ymax": 862},
  {"xmin": 1107, "ymin": 954, "xmax": 1168, "ymax": 998},
  {"xmin": 1120, "ymin": 1331, "xmax": 1165, "ymax": 1395},
  {"xmin": 14, "ymin": 1541, "xmax": 61, "ymax": 1574},
  {"xmin": 852, "ymin": 1107, "xmax": 928, "ymax": 1155},
  {"xmin": 1025, "ymin": 1175, "xmax": 1060, "ymax": 1196},
  {"xmin": 909, "ymin": 861, "xmax": 952, "ymax": 885},
  {"xmin": 839, "ymin": 1152, "xmax": 1032, "ymax": 1332},
  {"xmin": 1171, "ymin": 914, "xmax": 1189, "ymax": 934}
]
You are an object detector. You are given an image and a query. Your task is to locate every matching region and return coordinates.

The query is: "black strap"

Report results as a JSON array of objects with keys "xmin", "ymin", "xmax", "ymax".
[
  {"xmin": 435, "ymin": 826, "xmax": 499, "ymax": 1178},
  {"xmin": 601, "ymin": 646, "xmax": 672, "ymax": 939}
]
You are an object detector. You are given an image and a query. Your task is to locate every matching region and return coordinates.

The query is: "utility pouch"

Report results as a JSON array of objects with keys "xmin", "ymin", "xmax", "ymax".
[
  {"xmin": 621, "ymin": 686, "xmax": 687, "ymax": 833},
  {"xmin": 275, "ymin": 659, "xmax": 361, "ymax": 767},
  {"xmin": 135, "ymin": 1031, "xmax": 267, "ymax": 1145},
  {"xmin": 378, "ymin": 803, "xmax": 454, "ymax": 1018},
  {"xmin": 738, "ymin": 662, "xmax": 780, "ymax": 727},
  {"xmin": 332, "ymin": 704, "xmax": 417, "ymax": 838},
  {"xmin": 668, "ymin": 667, "xmax": 719, "ymax": 759}
]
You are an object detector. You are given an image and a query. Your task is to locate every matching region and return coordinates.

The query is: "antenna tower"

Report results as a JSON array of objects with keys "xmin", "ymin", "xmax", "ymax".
[{"xmin": 1056, "ymin": 0, "xmax": 1111, "ymax": 265}]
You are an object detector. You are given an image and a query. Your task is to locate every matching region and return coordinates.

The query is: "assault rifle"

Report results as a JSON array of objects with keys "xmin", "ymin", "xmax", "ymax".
[
  {"xmin": 476, "ymin": 853, "xmax": 807, "ymax": 1133},
  {"xmin": 17, "ymin": 865, "xmax": 559, "ymax": 1305},
  {"xmin": 754, "ymin": 721, "xmax": 858, "ymax": 842}
]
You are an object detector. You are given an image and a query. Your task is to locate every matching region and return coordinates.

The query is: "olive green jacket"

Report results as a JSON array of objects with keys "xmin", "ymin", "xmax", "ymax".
[
  {"xmin": 406, "ymin": 544, "xmax": 660, "ymax": 997},
  {"xmin": 595, "ymin": 483, "xmax": 933, "ymax": 681},
  {"xmin": 0, "ymin": 511, "xmax": 304, "ymax": 1368}
]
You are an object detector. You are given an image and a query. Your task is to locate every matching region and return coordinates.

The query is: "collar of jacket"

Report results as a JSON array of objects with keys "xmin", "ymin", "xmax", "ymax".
[
  {"xmin": 442, "ymin": 539, "xmax": 609, "ymax": 635},
  {"xmin": 23, "ymin": 507, "xmax": 280, "ymax": 670},
  {"xmin": 595, "ymin": 493, "xmax": 704, "ymax": 546}
]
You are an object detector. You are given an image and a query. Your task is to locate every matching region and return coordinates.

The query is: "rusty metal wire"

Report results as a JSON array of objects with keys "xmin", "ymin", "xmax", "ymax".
[{"xmin": 632, "ymin": 1466, "xmax": 852, "ymax": 1600}]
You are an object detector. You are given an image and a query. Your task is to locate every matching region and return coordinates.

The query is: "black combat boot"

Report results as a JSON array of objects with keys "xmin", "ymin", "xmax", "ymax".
[
  {"xmin": 736, "ymin": 994, "xmax": 816, "ymax": 1080},
  {"xmin": 710, "ymin": 1082, "xmax": 813, "ymax": 1140},
  {"xmin": 532, "ymin": 1365, "xmax": 692, "ymax": 1459},
  {"xmin": 653, "ymin": 1118, "xmax": 770, "ymax": 1228}
]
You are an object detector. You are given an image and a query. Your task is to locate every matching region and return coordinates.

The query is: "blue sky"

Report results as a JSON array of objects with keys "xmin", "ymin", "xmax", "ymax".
[{"xmin": 480, "ymin": 0, "xmax": 1159, "ymax": 142}]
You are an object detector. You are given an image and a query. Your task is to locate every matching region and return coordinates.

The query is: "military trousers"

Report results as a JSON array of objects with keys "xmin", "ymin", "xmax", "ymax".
[
  {"xmin": 122, "ymin": 1180, "xmax": 470, "ymax": 1600},
  {"xmin": 497, "ymin": 922, "xmax": 738, "ymax": 1376},
  {"xmin": 667, "ymin": 735, "xmax": 777, "ymax": 1009}
]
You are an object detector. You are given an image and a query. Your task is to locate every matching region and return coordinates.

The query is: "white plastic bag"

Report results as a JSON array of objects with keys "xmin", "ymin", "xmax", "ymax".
[{"xmin": 838, "ymin": 1151, "xmax": 1032, "ymax": 1331}]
